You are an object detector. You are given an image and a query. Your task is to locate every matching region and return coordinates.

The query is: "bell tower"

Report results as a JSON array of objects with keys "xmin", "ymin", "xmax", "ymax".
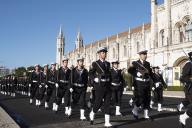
[{"xmin": 56, "ymin": 25, "xmax": 65, "ymax": 67}]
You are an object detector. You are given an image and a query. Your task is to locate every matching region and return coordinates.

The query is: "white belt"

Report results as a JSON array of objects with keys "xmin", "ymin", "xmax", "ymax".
[
  {"xmin": 48, "ymin": 81, "xmax": 55, "ymax": 84},
  {"xmin": 32, "ymin": 80, "xmax": 38, "ymax": 83},
  {"xmin": 135, "ymin": 77, "xmax": 150, "ymax": 82},
  {"xmin": 100, "ymin": 79, "xmax": 110, "ymax": 82},
  {"xmin": 60, "ymin": 80, "xmax": 69, "ymax": 83},
  {"xmin": 111, "ymin": 82, "xmax": 121, "ymax": 86},
  {"xmin": 155, "ymin": 82, "xmax": 162, "ymax": 84},
  {"xmin": 74, "ymin": 83, "xmax": 84, "ymax": 87}
]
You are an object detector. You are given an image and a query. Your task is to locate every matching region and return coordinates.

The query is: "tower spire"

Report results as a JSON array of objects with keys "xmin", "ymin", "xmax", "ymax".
[
  {"xmin": 75, "ymin": 28, "xmax": 83, "ymax": 49},
  {"xmin": 56, "ymin": 25, "xmax": 65, "ymax": 68},
  {"xmin": 58, "ymin": 24, "xmax": 63, "ymax": 38}
]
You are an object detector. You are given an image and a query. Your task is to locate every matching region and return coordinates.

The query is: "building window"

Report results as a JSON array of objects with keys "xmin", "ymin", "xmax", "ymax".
[
  {"xmin": 160, "ymin": 29, "xmax": 164, "ymax": 46},
  {"xmin": 136, "ymin": 42, "xmax": 140, "ymax": 52},
  {"xmin": 124, "ymin": 45, "xmax": 127, "ymax": 57},
  {"xmin": 113, "ymin": 48, "xmax": 115, "ymax": 58},
  {"xmin": 179, "ymin": 26, "xmax": 184, "ymax": 43},
  {"xmin": 185, "ymin": 19, "xmax": 192, "ymax": 42}
]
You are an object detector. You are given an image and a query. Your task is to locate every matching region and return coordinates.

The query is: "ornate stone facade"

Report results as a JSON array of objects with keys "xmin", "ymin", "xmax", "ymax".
[{"xmin": 56, "ymin": 0, "xmax": 192, "ymax": 86}]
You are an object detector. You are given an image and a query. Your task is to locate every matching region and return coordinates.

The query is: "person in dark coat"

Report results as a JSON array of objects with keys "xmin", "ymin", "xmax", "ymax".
[
  {"xmin": 110, "ymin": 59, "xmax": 125, "ymax": 116},
  {"xmin": 56, "ymin": 57, "xmax": 71, "ymax": 114},
  {"xmin": 151, "ymin": 66, "xmax": 167, "ymax": 112},
  {"xmin": 89, "ymin": 47, "xmax": 112, "ymax": 127},
  {"xmin": 179, "ymin": 51, "xmax": 192, "ymax": 127},
  {"xmin": 128, "ymin": 49, "xmax": 153, "ymax": 120}
]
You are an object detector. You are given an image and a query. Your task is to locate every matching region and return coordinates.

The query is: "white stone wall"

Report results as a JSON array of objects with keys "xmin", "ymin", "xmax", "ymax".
[{"xmin": 62, "ymin": 0, "xmax": 192, "ymax": 86}]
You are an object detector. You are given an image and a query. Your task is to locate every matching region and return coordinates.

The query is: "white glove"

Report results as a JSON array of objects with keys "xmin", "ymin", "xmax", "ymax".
[
  {"xmin": 89, "ymin": 86, "xmax": 93, "ymax": 90},
  {"xmin": 45, "ymin": 85, "xmax": 48, "ymax": 88},
  {"xmin": 131, "ymin": 86, "xmax": 134, "ymax": 91},
  {"xmin": 29, "ymin": 84, "xmax": 31, "ymax": 87},
  {"xmin": 39, "ymin": 85, "xmax": 42, "ymax": 88},
  {"xmin": 69, "ymin": 88, "xmax": 73, "ymax": 92},
  {"xmin": 55, "ymin": 83, "xmax": 59, "ymax": 88},
  {"xmin": 124, "ymin": 87, "xmax": 127, "ymax": 92},
  {"xmin": 137, "ymin": 72, "xmax": 142, "ymax": 77},
  {"xmin": 94, "ymin": 78, "xmax": 99, "ymax": 83},
  {"xmin": 155, "ymin": 83, "xmax": 159, "ymax": 88},
  {"xmin": 152, "ymin": 87, "xmax": 155, "ymax": 91},
  {"xmin": 87, "ymin": 87, "xmax": 93, "ymax": 93}
]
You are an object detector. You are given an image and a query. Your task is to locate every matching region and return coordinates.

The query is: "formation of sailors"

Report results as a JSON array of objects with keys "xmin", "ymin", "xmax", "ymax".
[{"xmin": 1, "ymin": 47, "xmax": 191, "ymax": 128}]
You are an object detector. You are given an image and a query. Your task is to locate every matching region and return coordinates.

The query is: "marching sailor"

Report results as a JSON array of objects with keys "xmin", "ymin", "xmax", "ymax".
[{"xmin": 89, "ymin": 47, "xmax": 112, "ymax": 127}]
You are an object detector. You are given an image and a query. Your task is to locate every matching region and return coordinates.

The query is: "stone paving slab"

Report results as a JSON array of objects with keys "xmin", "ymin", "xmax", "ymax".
[{"xmin": 0, "ymin": 107, "xmax": 20, "ymax": 128}]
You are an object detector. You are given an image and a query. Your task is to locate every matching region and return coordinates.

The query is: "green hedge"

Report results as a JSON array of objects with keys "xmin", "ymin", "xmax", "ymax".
[
  {"xmin": 166, "ymin": 86, "xmax": 184, "ymax": 91},
  {"xmin": 123, "ymin": 73, "xmax": 133, "ymax": 89}
]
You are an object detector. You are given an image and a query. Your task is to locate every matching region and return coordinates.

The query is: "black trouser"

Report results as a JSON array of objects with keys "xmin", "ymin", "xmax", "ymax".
[
  {"xmin": 186, "ymin": 95, "xmax": 192, "ymax": 117},
  {"xmin": 10, "ymin": 84, "xmax": 15, "ymax": 93},
  {"xmin": 90, "ymin": 89, "xmax": 95, "ymax": 107},
  {"xmin": 111, "ymin": 86, "xmax": 123, "ymax": 106},
  {"xmin": 18, "ymin": 84, "xmax": 22, "ymax": 92},
  {"xmin": 153, "ymin": 87, "xmax": 163, "ymax": 104},
  {"xmin": 134, "ymin": 81, "xmax": 151, "ymax": 109},
  {"xmin": 30, "ymin": 83, "xmax": 38, "ymax": 99},
  {"xmin": 181, "ymin": 87, "xmax": 191, "ymax": 107},
  {"xmin": 56, "ymin": 85, "xmax": 70, "ymax": 106},
  {"xmin": 2, "ymin": 85, "xmax": 6, "ymax": 92},
  {"xmin": 5, "ymin": 84, "xmax": 8, "ymax": 93},
  {"xmin": 7, "ymin": 84, "xmax": 10, "ymax": 93},
  {"xmin": 45, "ymin": 83, "xmax": 55, "ymax": 102},
  {"xmin": 36, "ymin": 85, "xmax": 46, "ymax": 101},
  {"xmin": 184, "ymin": 86, "xmax": 192, "ymax": 117},
  {"xmin": 93, "ymin": 82, "xmax": 111, "ymax": 114},
  {"xmin": 24, "ymin": 85, "xmax": 28, "ymax": 94},
  {"xmin": 72, "ymin": 86, "xmax": 87, "ymax": 109}
]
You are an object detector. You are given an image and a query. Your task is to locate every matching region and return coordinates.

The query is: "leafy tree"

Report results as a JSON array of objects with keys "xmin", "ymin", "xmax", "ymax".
[{"xmin": 15, "ymin": 67, "xmax": 27, "ymax": 77}]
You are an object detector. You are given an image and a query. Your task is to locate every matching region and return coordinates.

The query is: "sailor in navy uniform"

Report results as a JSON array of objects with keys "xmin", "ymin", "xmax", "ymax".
[
  {"xmin": 69, "ymin": 57, "xmax": 88, "ymax": 120},
  {"xmin": 179, "ymin": 51, "xmax": 192, "ymax": 127},
  {"xmin": 45, "ymin": 62, "xmax": 58, "ymax": 110},
  {"xmin": 128, "ymin": 49, "xmax": 153, "ymax": 120},
  {"xmin": 56, "ymin": 57, "xmax": 71, "ymax": 114},
  {"xmin": 151, "ymin": 66, "xmax": 167, "ymax": 112},
  {"xmin": 89, "ymin": 47, "xmax": 112, "ymax": 127},
  {"xmin": 110, "ymin": 59, "xmax": 125, "ymax": 116},
  {"xmin": 35, "ymin": 64, "xmax": 49, "ymax": 107},
  {"xmin": 29, "ymin": 64, "xmax": 41, "ymax": 105}
]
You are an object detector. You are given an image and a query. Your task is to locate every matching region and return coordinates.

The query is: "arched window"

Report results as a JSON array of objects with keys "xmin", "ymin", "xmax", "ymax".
[
  {"xmin": 113, "ymin": 48, "xmax": 115, "ymax": 58},
  {"xmin": 123, "ymin": 45, "xmax": 127, "ymax": 57},
  {"xmin": 174, "ymin": 22, "xmax": 185, "ymax": 44},
  {"xmin": 159, "ymin": 29, "xmax": 164, "ymax": 46},
  {"xmin": 185, "ymin": 19, "xmax": 192, "ymax": 42},
  {"xmin": 178, "ymin": 25, "xmax": 184, "ymax": 43}
]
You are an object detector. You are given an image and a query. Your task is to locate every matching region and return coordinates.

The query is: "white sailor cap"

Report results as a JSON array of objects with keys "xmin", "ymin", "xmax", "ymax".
[
  {"xmin": 137, "ymin": 49, "xmax": 148, "ymax": 54},
  {"xmin": 77, "ymin": 56, "xmax": 84, "ymax": 61},
  {"xmin": 43, "ymin": 64, "xmax": 49, "ymax": 67},
  {"xmin": 51, "ymin": 62, "xmax": 57, "ymax": 65},
  {"xmin": 34, "ymin": 64, "xmax": 40, "ymax": 67},
  {"xmin": 111, "ymin": 59, "xmax": 119, "ymax": 64},
  {"xmin": 62, "ymin": 56, "xmax": 69, "ymax": 61},
  {"xmin": 97, "ymin": 46, "xmax": 108, "ymax": 53},
  {"xmin": 152, "ymin": 66, "xmax": 160, "ymax": 69}
]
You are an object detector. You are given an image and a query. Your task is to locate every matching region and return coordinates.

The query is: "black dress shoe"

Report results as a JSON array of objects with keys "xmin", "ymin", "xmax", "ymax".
[
  {"xmin": 144, "ymin": 116, "xmax": 153, "ymax": 121},
  {"xmin": 90, "ymin": 120, "xmax": 94, "ymax": 125},
  {"xmin": 180, "ymin": 122, "xmax": 185, "ymax": 128},
  {"xmin": 67, "ymin": 115, "xmax": 71, "ymax": 119},
  {"xmin": 132, "ymin": 112, "xmax": 138, "ymax": 120}
]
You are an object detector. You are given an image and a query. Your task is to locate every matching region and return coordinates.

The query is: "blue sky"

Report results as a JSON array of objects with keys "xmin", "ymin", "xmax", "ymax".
[{"xmin": 0, "ymin": 0, "xmax": 164, "ymax": 68}]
